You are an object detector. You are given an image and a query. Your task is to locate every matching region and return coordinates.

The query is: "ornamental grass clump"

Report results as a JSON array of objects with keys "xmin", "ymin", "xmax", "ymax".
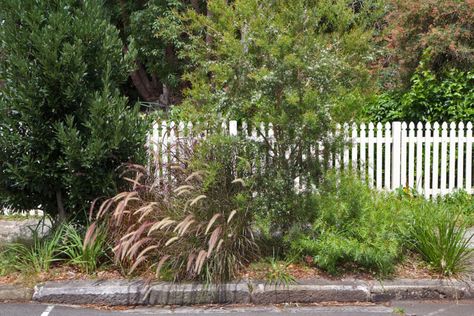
[
  {"xmin": 95, "ymin": 135, "xmax": 258, "ymax": 283},
  {"xmin": 409, "ymin": 207, "xmax": 473, "ymax": 277}
]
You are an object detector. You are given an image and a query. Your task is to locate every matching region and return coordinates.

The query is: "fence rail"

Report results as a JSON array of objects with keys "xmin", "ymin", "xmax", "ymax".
[{"xmin": 149, "ymin": 121, "xmax": 474, "ymax": 197}]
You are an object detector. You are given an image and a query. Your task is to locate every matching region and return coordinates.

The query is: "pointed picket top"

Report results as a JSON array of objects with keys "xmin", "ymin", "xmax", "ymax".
[
  {"xmin": 376, "ymin": 122, "xmax": 383, "ymax": 130},
  {"xmin": 368, "ymin": 122, "xmax": 375, "ymax": 131},
  {"xmin": 229, "ymin": 120, "xmax": 238, "ymax": 136},
  {"xmin": 450, "ymin": 122, "xmax": 457, "ymax": 130},
  {"xmin": 442, "ymin": 122, "xmax": 448, "ymax": 130},
  {"xmin": 178, "ymin": 121, "xmax": 185, "ymax": 135},
  {"xmin": 459, "ymin": 121, "xmax": 465, "ymax": 130},
  {"xmin": 268, "ymin": 123, "xmax": 274, "ymax": 140},
  {"xmin": 417, "ymin": 122, "xmax": 423, "ymax": 130},
  {"xmin": 433, "ymin": 122, "xmax": 440, "ymax": 130},
  {"xmin": 385, "ymin": 121, "xmax": 391, "ymax": 130},
  {"xmin": 260, "ymin": 122, "xmax": 266, "ymax": 139},
  {"xmin": 401, "ymin": 121, "xmax": 407, "ymax": 130},
  {"xmin": 409, "ymin": 122, "xmax": 415, "ymax": 130},
  {"xmin": 467, "ymin": 122, "xmax": 473, "ymax": 130},
  {"xmin": 425, "ymin": 121, "xmax": 431, "ymax": 130}
]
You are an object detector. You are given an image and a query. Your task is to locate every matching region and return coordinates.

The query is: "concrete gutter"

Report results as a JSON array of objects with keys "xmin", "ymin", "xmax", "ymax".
[{"xmin": 27, "ymin": 278, "xmax": 474, "ymax": 306}]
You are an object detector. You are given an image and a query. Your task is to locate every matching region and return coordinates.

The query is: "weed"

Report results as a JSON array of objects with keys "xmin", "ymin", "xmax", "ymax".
[{"xmin": 265, "ymin": 258, "xmax": 296, "ymax": 287}]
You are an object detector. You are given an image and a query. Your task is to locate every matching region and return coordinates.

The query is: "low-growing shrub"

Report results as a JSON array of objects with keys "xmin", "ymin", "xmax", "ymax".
[
  {"xmin": 288, "ymin": 172, "xmax": 473, "ymax": 277},
  {"xmin": 288, "ymin": 172, "xmax": 403, "ymax": 276},
  {"xmin": 95, "ymin": 135, "xmax": 259, "ymax": 283}
]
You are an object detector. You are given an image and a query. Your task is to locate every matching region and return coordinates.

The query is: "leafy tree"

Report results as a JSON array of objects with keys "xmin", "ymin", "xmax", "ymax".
[
  {"xmin": 0, "ymin": 0, "xmax": 147, "ymax": 220},
  {"xmin": 176, "ymin": 0, "xmax": 382, "ymax": 229},
  {"xmin": 105, "ymin": 0, "xmax": 200, "ymax": 107}
]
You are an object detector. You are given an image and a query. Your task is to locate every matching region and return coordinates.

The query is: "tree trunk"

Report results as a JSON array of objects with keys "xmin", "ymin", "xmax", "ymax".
[
  {"xmin": 206, "ymin": 2, "xmax": 213, "ymax": 45},
  {"xmin": 56, "ymin": 190, "xmax": 66, "ymax": 222},
  {"xmin": 130, "ymin": 62, "xmax": 162, "ymax": 102},
  {"xmin": 190, "ymin": 0, "xmax": 201, "ymax": 13}
]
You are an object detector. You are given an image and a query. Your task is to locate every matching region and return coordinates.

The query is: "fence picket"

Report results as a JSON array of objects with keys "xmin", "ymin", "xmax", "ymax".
[
  {"xmin": 368, "ymin": 123, "xmax": 375, "ymax": 187},
  {"xmin": 449, "ymin": 122, "xmax": 456, "ymax": 190},
  {"xmin": 416, "ymin": 122, "xmax": 423, "ymax": 194},
  {"xmin": 392, "ymin": 122, "xmax": 402, "ymax": 190},
  {"xmin": 150, "ymin": 120, "xmax": 474, "ymax": 197},
  {"xmin": 384, "ymin": 122, "xmax": 391, "ymax": 190},
  {"xmin": 408, "ymin": 122, "xmax": 415, "ymax": 189},
  {"xmin": 457, "ymin": 122, "xmax": 465, "ymax": 190},
  {"xmin": 360, "ymin": 123, "xmax": 367, "ymax": 179},
  {"xmin": 466, "ymin": 122, "xmax": 473, "ymax": 194},
  {"xmin": 432, "ymin": 122, "xmax": 440, "ymax": 196},
  {"xmin": 376, "ymin": 123, "xmax": 383, "ymax": 189},
  {"xmin": 440, "ymin": 123, "xmax": 448, "ymax": 195},
  {"xmin": 400, "ymin": 122, "xmax": 407, "ymax": 188},
  {"xmin": 351, "ymin": 123, "xmax": 358, "ymax": 171},
  {"xmin": 424, "ymin": 122, "xmax": 431, "ymax": 198}
]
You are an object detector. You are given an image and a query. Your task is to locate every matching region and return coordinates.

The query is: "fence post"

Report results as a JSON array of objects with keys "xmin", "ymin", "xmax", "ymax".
[{"xmin": 392, "ymin": 121, "xmax": 402, "ymax": 190}]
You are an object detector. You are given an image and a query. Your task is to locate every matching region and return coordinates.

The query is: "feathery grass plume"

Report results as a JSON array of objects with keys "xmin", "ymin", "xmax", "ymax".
[{"xmin": 93, "ymin": 135, "xmax": 259, "ymax": 283}]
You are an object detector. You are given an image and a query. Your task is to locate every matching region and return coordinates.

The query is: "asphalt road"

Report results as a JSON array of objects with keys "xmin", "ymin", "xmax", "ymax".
[{"xmin": 0, "ymin": 301, "xmax": 473, "ymax": 316}]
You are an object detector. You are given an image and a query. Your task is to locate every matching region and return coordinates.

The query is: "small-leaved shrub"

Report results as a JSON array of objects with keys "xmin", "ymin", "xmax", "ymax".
[{"xmin": 288, "ymin": 172, "xmax": 402, "ymax": 276}]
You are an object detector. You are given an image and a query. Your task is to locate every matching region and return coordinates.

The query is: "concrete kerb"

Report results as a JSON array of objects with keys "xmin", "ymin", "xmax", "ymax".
[
  {"xmin": 0, "ymin": 284, "xmax": 34, "ymax": 301},
  {"xmin": 28, "ymin": 278, "xmax": 474, "ymax": 306}
]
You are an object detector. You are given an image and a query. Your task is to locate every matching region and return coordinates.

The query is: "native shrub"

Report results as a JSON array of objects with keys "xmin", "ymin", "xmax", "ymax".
[{"xmin": 288, "ymin": 172, "xmax": 403, "ymax": 276}]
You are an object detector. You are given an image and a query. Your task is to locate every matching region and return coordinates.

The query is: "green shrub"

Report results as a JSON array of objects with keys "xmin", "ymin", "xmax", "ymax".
[
  {"xmin": 0, "ymin": 0, "xmax": 146, "ymax": 221},
  {"xmin": 287, "ymin": 172, "xmax": 474, "ymax": 277},
  {"xmin": 288, "ymin": 172, "xmax": 403, "ymax": 276},
  {"xmin": 364, "ymin": 68, "xmax": 474, "ymax": 123}
]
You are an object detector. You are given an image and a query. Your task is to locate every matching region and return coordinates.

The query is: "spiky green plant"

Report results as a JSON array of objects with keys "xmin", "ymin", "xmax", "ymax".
[
  {"xmin": 61, "ymin": 223, "xmax": 109, "ymax": 274},
  {"xmin": 5, "ymin": 225, "xmax": 64, "ymax": 273},
  {"xmin": 410, "ymin": 208, "xmax": 473, "ymax": 276}
]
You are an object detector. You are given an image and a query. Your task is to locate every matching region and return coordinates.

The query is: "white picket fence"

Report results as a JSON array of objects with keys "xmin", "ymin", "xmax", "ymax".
[{"xmin": 149, "ymin": 121, "xmax": 474, "ymax": 197}]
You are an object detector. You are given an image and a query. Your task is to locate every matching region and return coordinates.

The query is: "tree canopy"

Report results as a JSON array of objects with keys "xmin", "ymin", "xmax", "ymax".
[{"xmin": 0, "ymin": 0, "xmax": 146, "ymax": 219}]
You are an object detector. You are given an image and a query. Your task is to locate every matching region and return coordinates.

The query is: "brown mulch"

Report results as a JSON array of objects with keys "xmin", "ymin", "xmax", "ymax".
[
  {"xmin": 0, "ymin": 265, "xmax": 123, "ymax": 286},
  {"xmin": 0, "ymin": 253, "xmax": 441, "ymax": 287},
  {"xmin": 240, "ymin": 253, "xmax": 439, "ymax": 282}
]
